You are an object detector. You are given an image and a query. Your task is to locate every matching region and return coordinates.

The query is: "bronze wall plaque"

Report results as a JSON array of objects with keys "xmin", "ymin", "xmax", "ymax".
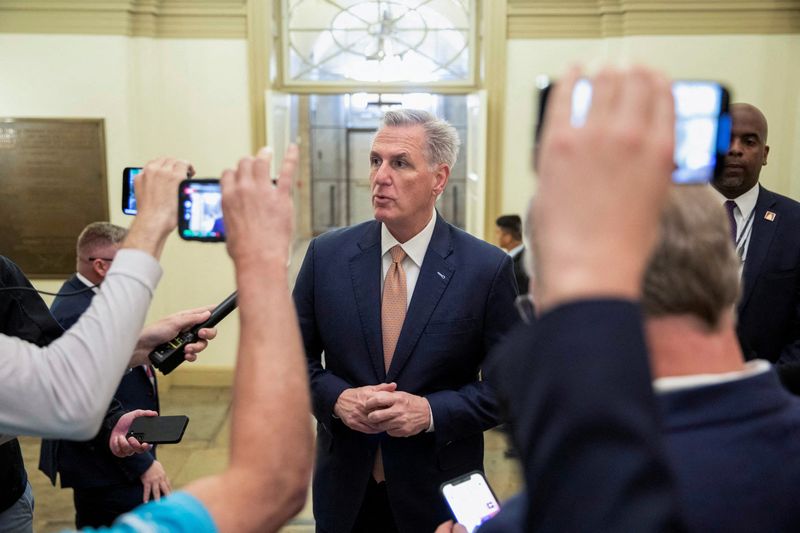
[{"xmin": 0, "ymin": 118, "xmax": 109, "ymax": 278}]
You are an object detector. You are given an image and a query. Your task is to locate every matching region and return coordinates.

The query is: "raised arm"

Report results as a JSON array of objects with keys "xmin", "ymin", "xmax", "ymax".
[
  {"xmin": 0, "ymin": 159, "xmax": 188, "ymax": 439},
  {"xmin": 186, "ymin": 145, "xmax": 313, "ymax": 532}
]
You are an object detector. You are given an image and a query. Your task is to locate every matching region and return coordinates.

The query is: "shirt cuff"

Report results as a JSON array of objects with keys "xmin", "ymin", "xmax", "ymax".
[{"xmin": 426, "ymin": 401, "xmax": 435, "ymax": 433}]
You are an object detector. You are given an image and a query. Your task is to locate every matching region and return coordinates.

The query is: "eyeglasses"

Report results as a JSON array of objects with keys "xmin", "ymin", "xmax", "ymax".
[
  {"xmin": 84, "ymin": 256, "xmax": 115, "ymax": 262},
  {"xmin": 515, "ymin": 294, "xmax": 535, "ymax": 325}
]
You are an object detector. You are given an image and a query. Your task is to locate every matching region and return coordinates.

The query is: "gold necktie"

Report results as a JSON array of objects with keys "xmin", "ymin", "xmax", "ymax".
[
  {"xmin": 381, "ymin": 245, "xmax": 407, "ymax": 372},
  {"xmin": 374, "ymin": 245, "xmax": 407, "ymax": 482}
]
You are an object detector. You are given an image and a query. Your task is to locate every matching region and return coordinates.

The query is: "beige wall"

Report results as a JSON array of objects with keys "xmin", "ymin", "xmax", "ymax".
[
  {"xmin": 502, "ymin": 34, "xmax": 800, "ymax": 216},
  {"xmin": 0, "ymin": 33, "xmax": 251, "ymax": 369},
  {"xmin": 3, "ymin": 29, "xmax": 800, "ymax": 373}
]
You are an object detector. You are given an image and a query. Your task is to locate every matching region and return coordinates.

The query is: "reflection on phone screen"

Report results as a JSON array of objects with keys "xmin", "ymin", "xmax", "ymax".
[
  {"xmin": 442, "ymin": 473, "xmax": 501, "ymax": 533},
  {"xmin": 568, "ymin": 79, "xmax": 727, "ymax": 184},
  {"xmin": 123, "ymin": 167, "xmax": 141, "ymax": 215},
  {"xmin": 181, "ymin": 182, "xmax": 224, "ymax": 239}
]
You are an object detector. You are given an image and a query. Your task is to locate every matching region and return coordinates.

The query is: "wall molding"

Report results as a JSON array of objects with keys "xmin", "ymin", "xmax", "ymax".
[
  {"xmin": 0, "ymin": 0, "xmax": 248, "ymax": 38},
  {"xmin": 507, "ymin": 0, "xmax": 800, "ymax": 39},
  {"xmin": 160, "ymin": 365, "xmax": 235, "ymax": 392}
]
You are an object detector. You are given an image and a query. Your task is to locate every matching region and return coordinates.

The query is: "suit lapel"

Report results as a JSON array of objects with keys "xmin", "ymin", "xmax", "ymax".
[
  {"xmin": 386, "ymin": 216, "xmax": 454, "ymax": 382},
  {"xmin": 349, "ymin": 222, "xmax": 387, "ymax": 382},
  {"xmin": 739, "ymin": 188, "xmax": 779, "ymax": 312},
  {"xmin": 68, "ymin": 275, "xmax": 95, "ymax": 307}
]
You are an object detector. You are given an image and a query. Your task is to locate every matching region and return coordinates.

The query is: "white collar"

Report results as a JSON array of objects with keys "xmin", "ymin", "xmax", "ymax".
[
  {"xmin": 507, "ymin": 244, "xmax": 524, "ymax": 258},
  {"xmin": 381, "ymin": 210, "xmax": 437, "ymax": 268},
  {"xmin": 653, "ymin": 359, "xmax": 771, "ymax": 394},
  {"xmin": 75, "ymin": 272, "xmax": 99, "ymax": 294},
  {"xmin": 710, "ymin": 183, "xmax": 760, "ymax": 218}
]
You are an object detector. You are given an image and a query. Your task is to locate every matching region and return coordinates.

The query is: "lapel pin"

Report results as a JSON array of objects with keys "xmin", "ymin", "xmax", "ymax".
[
  {"xmin": 436, "ymin": 271, "xmax": 446, "ymax": 280},
  {"xmin": 765, "ymin": 211, "xmax": 776, "ymax": 222}
]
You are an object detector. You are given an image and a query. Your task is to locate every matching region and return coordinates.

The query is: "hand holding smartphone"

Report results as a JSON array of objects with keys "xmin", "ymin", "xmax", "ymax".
[
  {"xmin": 126, "ymin": 415, "xmax": 190, "ymax": 444},
  {"xmin": 178, "ymin": 179, "xmax": 225, "ymax": 241},
  {"xmin": 441, "ymin": 471, "xmax": 501, "ymax": 533},
  {"xmin": 122, "ymin": 168, "xmax": 225, "ymax": 242},
  {"xmin": 538, "ymin": 78, "xmax": 731, "ymax": 184}
]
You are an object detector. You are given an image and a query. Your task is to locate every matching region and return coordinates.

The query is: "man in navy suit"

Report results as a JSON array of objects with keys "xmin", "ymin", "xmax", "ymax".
[
  {"xmin": 293, "ymin": 109, "xmax": 518, "ymax": 532},
  {"xmin": 39, "ymin": 222, "xmax": 171, "ymax": 529},
  {"xmin": 710, "ymin": 103, "xmax": 800, "ymax": 392},
  {"xmin": 494, "ymin": 215, "xmax": 529, "ymax": 295},
  {"xmin": 646, "ymin": 188, "xmax": 800, "ymax": 531}
]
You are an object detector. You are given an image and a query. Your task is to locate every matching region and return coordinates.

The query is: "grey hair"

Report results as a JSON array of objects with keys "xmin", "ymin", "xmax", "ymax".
[
  {"xmin": 642, "ymin": 186, "xmax": 741, "ymax": 330},
  {"xmin": 381, "ymin": 109, "xmax": 460, "ymax": 169}
]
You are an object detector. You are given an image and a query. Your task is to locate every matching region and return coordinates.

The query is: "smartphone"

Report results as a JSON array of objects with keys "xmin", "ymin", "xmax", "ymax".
[
  {"xmin": 537, "ymin": 79, "xmax": 731, "ymax": 184},
  {"xmin": 126, "ymin": 415, "xmax": 189, "ymax": 444},
  {"xmin": 122, "ymin": 167, "xmax": 142, "ymax": 215},
  {"xmin": 440, "ymin": 471, "xmax": 501, "ymax": 533},
  {"xmin": 178, "ymin": 179, "xmax": 225, "ymax": 242}
]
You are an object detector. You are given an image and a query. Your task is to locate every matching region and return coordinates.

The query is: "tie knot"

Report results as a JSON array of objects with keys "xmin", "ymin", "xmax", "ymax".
[
  {"xmin": 724, "ymin": 200, "xmax": 737, "ymax": 214},
  {"xmin": 390, "ymin": 245, "xmax": 406, "ymax": 264}
]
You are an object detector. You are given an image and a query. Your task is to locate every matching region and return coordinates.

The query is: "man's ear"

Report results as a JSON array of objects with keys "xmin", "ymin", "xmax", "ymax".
[
  {"xmin": 432, "ymin": 164, "xmax": 450, "ymax": 197},
  {"xmin": 93, "ymin": 259, "xmax": 111, "ymax": 280},
  {"xmin": 763, "ymin": 144, "xmax": 770, "ymax": 166}
]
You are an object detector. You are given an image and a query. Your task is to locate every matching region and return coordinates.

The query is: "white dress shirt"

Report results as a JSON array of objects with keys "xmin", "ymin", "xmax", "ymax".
[
  {"xmin": 76, "ymin": 272, "xmax": 100, "ymax": 294},
  {"xmin": 380, "ymin": 211, "xmax": 437, "ymax": 305},
  {"xmin": 380, "ymin": 210, "xmax": 437, "ymax": 431},
  {"xmin": 653, "ymin": 359, "xmax": 771, "ymax": 394},
  {"xmin": 711, "ymin": 183, "xmax": 760, "ymax": 262},
  {"xmin": 507, "ymin": 243, "xmax": 524, "ymax": 259}
]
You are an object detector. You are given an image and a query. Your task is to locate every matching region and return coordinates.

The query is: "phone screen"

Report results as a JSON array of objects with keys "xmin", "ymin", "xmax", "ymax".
[
  {"xmin": 441, "ymin": 472, "xmax": 501, "ymax": 533},
  {"xmin": 179, "ymin": 179, "xmax": 224, "ymax": 241},
  {"xmin": 546, "ymin": 79, "xmax": 730, "ymax": 184},
  {"xmin": 122, "ymin": 167, "xmax": 142, "ymax": 215}
]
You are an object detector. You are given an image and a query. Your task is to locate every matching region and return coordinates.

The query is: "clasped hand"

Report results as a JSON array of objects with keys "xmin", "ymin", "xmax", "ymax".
[{"xmin": 333, "ymin": 383, "xmax": 431, "ymax": 437}]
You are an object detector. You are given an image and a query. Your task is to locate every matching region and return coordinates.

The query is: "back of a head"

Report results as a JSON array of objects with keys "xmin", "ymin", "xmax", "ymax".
[
  {"xmin": 642, "ymin": 187, "xmax": 740, "ymax": 329},
  {"xmin": 77, "ymin": 222, "xmax": 128, "ymax": 259},
  {"xmin": 381, "ymin": 109, "xmax": 461, "ymax": 169}
]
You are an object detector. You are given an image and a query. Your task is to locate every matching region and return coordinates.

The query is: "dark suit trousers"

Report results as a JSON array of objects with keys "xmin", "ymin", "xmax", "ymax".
[
  {"xmin": 73, "ymin": 483, "xmax": 143, "ymax": 529},
  {"xmin": 351, "ymin": 479, "xmax": 399, "ymax": 533}
]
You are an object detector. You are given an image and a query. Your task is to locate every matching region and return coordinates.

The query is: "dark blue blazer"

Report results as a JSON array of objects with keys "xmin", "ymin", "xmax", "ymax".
[
  {"xmin": 736, "ymin": 187, "xmax": 800, "ymax": 389},
  {"xmin": 293, "ymin": 215, "xmax": 518, "ymax": 533},
  {"xmin": 486, "ymin": 301, "xmax": 685, "ymax": 532},
  {"xmin": 659, "ymin": 368, "xmax": 800, "ymax": 532},
  {"xmin": 39, "ymin": 274, "xmax": 158, "ymax": 489}
]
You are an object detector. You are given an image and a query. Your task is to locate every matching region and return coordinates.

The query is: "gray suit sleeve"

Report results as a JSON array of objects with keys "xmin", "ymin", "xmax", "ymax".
[{"xmin": 0, "ymin": 249, "xmax": 162, "ymax": 439}]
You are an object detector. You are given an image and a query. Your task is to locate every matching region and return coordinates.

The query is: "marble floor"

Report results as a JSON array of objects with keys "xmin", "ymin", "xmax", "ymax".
[{"xmin": 19, "ymin": 386, "xmax": 522, "ymax": 532}]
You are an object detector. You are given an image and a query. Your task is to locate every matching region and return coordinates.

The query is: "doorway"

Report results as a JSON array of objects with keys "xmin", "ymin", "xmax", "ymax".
[{"xmin": 306, "ymin": 93, "xmax": 469, "ymax": 235}]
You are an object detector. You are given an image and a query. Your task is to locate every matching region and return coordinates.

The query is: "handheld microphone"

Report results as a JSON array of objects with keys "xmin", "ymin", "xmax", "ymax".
[{"xmin": 149, "ymin": 291, "xmax": 238, "ymax": 375}]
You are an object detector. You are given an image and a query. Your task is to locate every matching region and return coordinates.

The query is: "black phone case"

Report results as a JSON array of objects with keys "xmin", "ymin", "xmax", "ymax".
[{"xmin": 126, "ymin": 415, "xmax": 189, "ymax": 444}]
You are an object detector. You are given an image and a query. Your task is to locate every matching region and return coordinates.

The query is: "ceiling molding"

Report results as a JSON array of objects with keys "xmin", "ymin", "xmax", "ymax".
[
  {"xmin": 507, "ymin": 0, "xmax": 800, "ymax": 38},
  {"xmin": 0, "ymin": 0, "xmax": 247, "ymax": 38}
]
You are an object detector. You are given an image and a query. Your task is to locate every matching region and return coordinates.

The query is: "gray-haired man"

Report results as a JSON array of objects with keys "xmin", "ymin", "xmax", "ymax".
[{"xmin": 293, "ymin": 109, "xmax": 518, "ymax": 532}]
